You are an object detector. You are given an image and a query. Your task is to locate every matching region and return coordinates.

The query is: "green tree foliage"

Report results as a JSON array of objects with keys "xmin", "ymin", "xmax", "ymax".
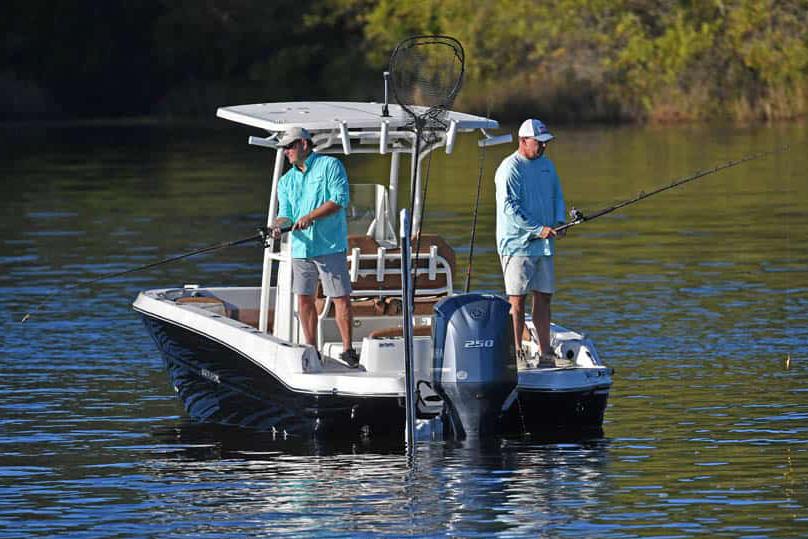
[
  {"xmin": 2, "ymin": 0, "xmax": 806, "ymax": 122},
  {"xmin": 324, "ymin": 0, "xmax": 808, "ymax": 122}
]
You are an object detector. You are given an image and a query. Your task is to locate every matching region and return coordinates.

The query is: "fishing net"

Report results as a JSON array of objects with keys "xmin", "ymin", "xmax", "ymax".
[{"xmin": 388, "ymin": 35, "xmax": 465, "ymax": 130}]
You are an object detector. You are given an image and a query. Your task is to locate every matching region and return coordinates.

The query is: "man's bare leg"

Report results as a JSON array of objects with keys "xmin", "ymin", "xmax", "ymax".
[
  {"xmin": 532, "ymin": 291, "xmax": 553, "ymax": 356},
  {"xmin": 332, "ymin": 295, "xmax": 354, "ymax": 351},
  {"xmin": 297, "ymin": 294, "xmax": 318, "ymax": 346},
  {"xmin": 508, "ymin": 294, "xmax": 527, "ymax": 353}
]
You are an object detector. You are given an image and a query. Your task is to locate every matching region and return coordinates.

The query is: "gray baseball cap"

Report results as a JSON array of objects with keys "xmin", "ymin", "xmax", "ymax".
[{"xmin": 277, "ymin": 126, "xmax": 312, "ymax": 147}]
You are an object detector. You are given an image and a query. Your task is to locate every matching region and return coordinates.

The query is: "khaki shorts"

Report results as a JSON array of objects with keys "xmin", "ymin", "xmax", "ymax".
[
  {"xmin": 292, "ymin": 252, "xmax": 352, "ymax": 297},
  {"xmin": 501, "ymin": 255, "xmax": 555, "ymax": 296}
]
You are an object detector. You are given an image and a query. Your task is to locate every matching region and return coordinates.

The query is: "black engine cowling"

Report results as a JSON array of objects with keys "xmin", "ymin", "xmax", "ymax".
[{"xmin": 432, "ymin": 293, "xmax": 517, "ymax": 439}]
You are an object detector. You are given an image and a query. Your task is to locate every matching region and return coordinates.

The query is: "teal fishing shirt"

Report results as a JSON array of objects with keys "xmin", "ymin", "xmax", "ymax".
[
  {"xmin": 495, "ymin": 151, "xmax": 566, "ymax": 257},
  {"xmin": 277, "ymin": 152, "xmax": 350, "ymax": 259}
]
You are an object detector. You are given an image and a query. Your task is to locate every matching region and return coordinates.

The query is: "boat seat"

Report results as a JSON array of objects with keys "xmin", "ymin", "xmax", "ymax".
[
  {"xmin": 315, "ymin": 234, "xmax": 454, "ymax": 347},
  {"xmin": 232, "ymin": 308, "xmax": 274, "ymax": 331},
  {"xmin": 315, "ymin": 296, "xmax": 389, "ymax": 316},
  {"xmin": 176, "ymin": 295, "xmax": 230, "ymax": 317},
  {"xmin": 316, "ymin": 234, "xmax": 455, "ymax": 317},
  {"xmin": 350, "ymin": 233, "xmax": 455, "ymax": 291},
  {"xmin": 368, "ymin": 325, "xmax": 433, "ymax": 339},
  {"xmin": 174, "ymin": 296, "xmax": 273, "ymax": 331},
  {"xmin": 383, "ymin": 295, "xmax": 447, "ymax": 316}
]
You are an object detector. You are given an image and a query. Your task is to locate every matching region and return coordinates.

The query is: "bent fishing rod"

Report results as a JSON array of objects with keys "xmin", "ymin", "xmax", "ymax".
[
  {"xmin": 546, "ymin": 146, "xmax": 788, "ymax": 235},
  {"xmin": 20, "ymin": 223, "xmax": 292, "ymax": 323}
]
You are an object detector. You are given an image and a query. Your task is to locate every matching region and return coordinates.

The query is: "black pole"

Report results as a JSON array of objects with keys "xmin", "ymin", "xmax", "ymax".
[
  {"xmin": 400, "ymin": 209, "xmax": 417, "ymax": 454},
  {"xmin": 401, "ymin": 124, "xmax": 423, "ymax": 456}
]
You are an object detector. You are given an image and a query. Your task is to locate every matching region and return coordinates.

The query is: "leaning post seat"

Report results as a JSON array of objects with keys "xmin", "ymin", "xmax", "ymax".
[
  {"xmin": 315, "ymin": 234, "xmax": 455, "ymax": 316},
  {"xmin": 384, "ymin": 233, "xmax": 456, "ymax": 315},
  {"xmin": 314, "ymin": 234, "xmax": 455, "ymax": 347}
]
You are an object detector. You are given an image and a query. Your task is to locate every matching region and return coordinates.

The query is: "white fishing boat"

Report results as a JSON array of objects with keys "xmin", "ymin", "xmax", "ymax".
[{"xmin": 133, "ymin": 100, "xmax": 613, "ymax": 440}]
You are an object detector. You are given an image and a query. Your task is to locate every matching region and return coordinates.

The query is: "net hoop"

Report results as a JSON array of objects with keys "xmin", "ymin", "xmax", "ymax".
[{"xmin": 388, "ymin": 35, "xmax": 465, "ymax": 129}]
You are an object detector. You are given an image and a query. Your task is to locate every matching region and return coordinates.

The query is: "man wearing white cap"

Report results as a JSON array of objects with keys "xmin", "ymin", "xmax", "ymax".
[
  {"xmin": 494, "ymin": 118, "xmax": 566, "ymax": 367},
  {"xmin": 273, "ymin": 126, "xmax": 359, "ymax": 368}
]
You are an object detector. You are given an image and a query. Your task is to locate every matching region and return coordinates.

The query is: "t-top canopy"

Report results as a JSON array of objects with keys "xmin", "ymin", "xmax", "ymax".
[{"xmin": 216, "ymin": 101, "xmax": 498, "ymax": 133}]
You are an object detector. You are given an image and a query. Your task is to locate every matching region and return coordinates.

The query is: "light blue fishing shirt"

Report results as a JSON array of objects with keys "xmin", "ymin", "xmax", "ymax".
[
  {"xmin": 495, "ymin": 151, "xmax": 566, "ymax": 256},
  {"xmin": 278, "ymin": 152, "xmax": 350, "ymax": 259}
]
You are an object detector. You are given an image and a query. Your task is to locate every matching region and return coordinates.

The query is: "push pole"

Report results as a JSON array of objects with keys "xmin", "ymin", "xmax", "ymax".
[{"xmin": 400, "ymin": 208, "xmax": 417, "ymax": 454}]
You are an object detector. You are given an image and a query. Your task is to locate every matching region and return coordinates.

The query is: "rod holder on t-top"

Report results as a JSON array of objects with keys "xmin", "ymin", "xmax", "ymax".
[{"xmin": 538, "ymin": 146, "xmax": 789, "ymax": 237}]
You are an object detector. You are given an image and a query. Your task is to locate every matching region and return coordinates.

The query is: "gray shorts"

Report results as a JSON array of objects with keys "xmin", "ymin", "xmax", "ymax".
[
  {"xmin": 501, "ymin": 255, "xmax": 555, "ymax": 296},
  {"xmin": 292, "ymin": 252, "xmax": 352, "ymax": 297}
]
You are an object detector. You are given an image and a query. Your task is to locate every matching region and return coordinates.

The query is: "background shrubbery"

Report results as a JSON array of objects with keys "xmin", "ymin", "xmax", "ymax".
[{"xmin": 3, "ymin": 0, "xmax": 806, "ymax": 123}]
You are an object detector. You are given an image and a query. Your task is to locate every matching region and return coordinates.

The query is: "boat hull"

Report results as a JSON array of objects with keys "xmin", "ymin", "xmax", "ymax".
[
  {"xmin": 500, "ymin": 386, "xmax": 610, "ymax": 435},
  {"xmin": 140, "ymin": 314, "xmax": 609, "ymax": 439},
  {"xmin": 141, "ymin": 314, "xmax": 405, "ymax": 438}
]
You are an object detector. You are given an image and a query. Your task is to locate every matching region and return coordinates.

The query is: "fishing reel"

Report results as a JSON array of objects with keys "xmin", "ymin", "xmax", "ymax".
[
  {"xmin": 257, "ymin": 217, "xmax": 294, "ymax": 247},
  {"xmin": 569, "ymin": 207, "xmax": 585, "ymax": 222},
  {"xmin": 256, "ymin": 226, "xmax": 272, "ymax": 248}
]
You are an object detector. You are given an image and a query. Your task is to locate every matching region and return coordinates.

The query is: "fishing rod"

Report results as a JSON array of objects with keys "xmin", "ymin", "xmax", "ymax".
[
  {"xmin": 463, "ymin": 110, "xmax": 489, "ymax": 293},
  {"xmin": 20, "ymin": 222, "xmax": 292, "ymax": 323},
  {"xmin": 547, "ymin": 146, "xmax": 788, "ymax": 235}
]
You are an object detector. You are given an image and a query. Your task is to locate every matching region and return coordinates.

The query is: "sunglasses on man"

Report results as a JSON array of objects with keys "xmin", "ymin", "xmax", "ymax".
[{"xmin": 282, "ymin": 140, "xmax": 302, "ymax": 150}]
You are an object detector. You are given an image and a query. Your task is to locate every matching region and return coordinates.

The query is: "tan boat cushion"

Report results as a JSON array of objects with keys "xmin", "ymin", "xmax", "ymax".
[
  {"xmin": 176, "ymin": 296, "xmax": 229, "ymax": 317},
  {"xmin": 233, "ymin": 308, "xmax": 273, "ymax": 331},
  {"xmin": 315, "ymin": 296, "xmax": 388, "ymax": 317},
  {"xmin": 344, "ymin": 233, "xmax": 456, "ymax": 292}
]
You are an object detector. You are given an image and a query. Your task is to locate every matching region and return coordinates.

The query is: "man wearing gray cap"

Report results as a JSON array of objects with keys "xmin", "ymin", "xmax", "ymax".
[
  {"xmin": 274, "ymin": 126, "xmax": 359, "ymax": 368},
  {"xmin": 494, "ymin": 118, "xmax": 566, "ymax": 367}
]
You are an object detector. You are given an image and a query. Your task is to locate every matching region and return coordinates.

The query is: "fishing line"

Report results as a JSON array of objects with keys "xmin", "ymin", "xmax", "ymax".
[
  {"xmin": 20, "ymin": 224, "xmax": 291, "ymax": 323},
  {"xmin": 551, "ymin": 145, "xmax": 790, "ymax": 234}
]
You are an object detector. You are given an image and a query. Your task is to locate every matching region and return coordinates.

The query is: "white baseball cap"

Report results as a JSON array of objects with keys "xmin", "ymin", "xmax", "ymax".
[
  {"xmin": 518, "ymin": 119, "xmax": 554, "ymax": 142},
  {"xmin": 278, "ymin": 126, "xmax": 312, "ymax": 147}
]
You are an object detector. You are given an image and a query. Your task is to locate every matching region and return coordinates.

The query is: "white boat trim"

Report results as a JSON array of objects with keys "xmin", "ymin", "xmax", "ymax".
[
  {"xmin": 133, "ymin": 290, "xmax": 406, "ymax": 397},
  {"xmin": 216, "ymin": 102, "xmax": 498, "ymax": 134}
]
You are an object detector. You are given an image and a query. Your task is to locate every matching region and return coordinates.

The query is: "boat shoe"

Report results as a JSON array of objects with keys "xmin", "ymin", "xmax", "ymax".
[
  {"xmin": 538, "ymin": 353, "xmax": 558, "ymax": 367},
  {"xmin": 516, "ymin": 349, "xmax": 530, "ymax": 369},
  {"xmin": 340, "ymin": 348, "xmax": 361, "ymax": 369},
  {"xmin": 517, "ymin": 350, "xmax": 542, "ymax": 369}
]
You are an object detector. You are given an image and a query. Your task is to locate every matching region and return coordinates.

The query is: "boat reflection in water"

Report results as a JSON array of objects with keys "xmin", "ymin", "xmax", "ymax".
[{"xmin": 148, "ymin": 422, "xmax": 610, "ymax": 535}]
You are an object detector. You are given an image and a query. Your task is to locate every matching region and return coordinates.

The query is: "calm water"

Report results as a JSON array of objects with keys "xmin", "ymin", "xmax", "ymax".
[{"xmin": 1, "ymin": 119, "xmax": 807, "ymax": 538}]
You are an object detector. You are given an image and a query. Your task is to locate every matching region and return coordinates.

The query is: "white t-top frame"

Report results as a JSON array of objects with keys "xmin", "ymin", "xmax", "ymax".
[{"xmin": 216, "ymin": 101, "xmax": 508, "ymax": 336}]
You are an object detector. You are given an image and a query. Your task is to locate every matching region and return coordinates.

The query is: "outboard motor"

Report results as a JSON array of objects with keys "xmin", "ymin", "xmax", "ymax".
[{"xmin": 432, "ymin": 293, "xmax": 517, "ymax": 439}]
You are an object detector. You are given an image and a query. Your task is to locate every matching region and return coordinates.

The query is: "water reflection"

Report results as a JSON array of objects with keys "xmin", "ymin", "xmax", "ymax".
[
  {"xmin": 142, "ymin": 422, "xmax": 612, "ymax": 537},
  {"xmin": 414, "ymin": 437, "xmax": 612, "ymax": 537},
  {"xmin": 2, "ymin": 121, "xmax": 807, "ymax": 537}
]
